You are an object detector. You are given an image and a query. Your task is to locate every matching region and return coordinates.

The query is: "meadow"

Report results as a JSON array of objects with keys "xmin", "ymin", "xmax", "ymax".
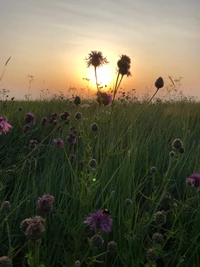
[{"xmin": 1, "ymin": 52, "xmax": 200, "ymax": 267}]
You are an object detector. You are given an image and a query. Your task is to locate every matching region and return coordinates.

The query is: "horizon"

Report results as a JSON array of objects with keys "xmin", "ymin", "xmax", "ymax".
[{"xmin": 0, "ymin": 0, "xmax": 199, "ymax": 100}]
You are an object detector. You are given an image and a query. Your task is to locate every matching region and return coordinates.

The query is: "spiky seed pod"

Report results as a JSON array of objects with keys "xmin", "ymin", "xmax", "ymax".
[
  {"xmin": 74, "ymin": 96, "xmax": 81, "ymax": 106},
  {"xmin": 90, "ymin": 234, "xmax": 104, "ymax": 249},
  {"xmin": 155, "ymin": 77, "xmax": 164, "ymax": 89},
  {"xmin": 152, "ymin": 233, "xmax": 164, "ymax": 244},
  {"xmin": 107, "ymin": 241, "xmax": 117, "ymax": 253}
]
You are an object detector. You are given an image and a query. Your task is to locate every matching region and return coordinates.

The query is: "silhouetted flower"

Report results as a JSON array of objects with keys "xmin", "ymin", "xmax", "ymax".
[
  {"xmin": 85, "ymin": 51, "xmax": 108, "ymax": 68},
  {"xmin": 186, "ymin": 173, "xmax": 200, "ymax": 190},
  {"xmin": 155, "ymin": 77, "xmax": 164, "ymax": 89},
  {"xmin": 24, "ymin": 112, "xmax": 35, "ymax": 124},
  {"xmin": 41, "ymin": 117, "xmax": 48, "ymax": 126},
  {"xmin": 66, "ymin": 132, "xmax": 76, "ymax": 144},
  {"xmin": 53, "ymin": 138, "xmax": 64, "ymax": 148},
  {"xmin": 23, "ymin": 124, "xmax": 31, "ymax": 133},
  {"xmin": 84, "ymin": 210, "xmax": 112, "ymax": 232},
  {"xmin": 90, "ymin": 234, "xmax": 104, "ymax": 249},
  {"xmin": 74, "ymin": 96, "xmax": 81, "ymax": 106},
  {"xmin": 150, "ymin": 166, "xmax": 157, "ymax": 174},
  {"xmin": 0, "ymin": 256, "xmax": 11, "ymax": 266},
  {"xmin": 117, "ymin": 55, "xmax": 131, "ymax": 76},
  {"xmin": 37, "ymin": 194, "xmax": 54, "ymax": 214},
  {"xmin": 0, "ymin": 116, "xmax": 12, "ymax": 135},
  {"xmin": 97, "ymin": 91, "xmax": 112, "ymax": 106}
]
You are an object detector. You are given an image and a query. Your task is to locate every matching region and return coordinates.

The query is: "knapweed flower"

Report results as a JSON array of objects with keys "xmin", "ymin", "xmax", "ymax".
[
  {"xmin": 0, "ymin": 256, "xmax": 12, "ymax": 266},
  {"xmin": 41, "ymin": 117, "xmax": 48, "ymax": 126},
  {"xmin": 154, "ymin": 210, "xmax": 166, "ymax": 225},
  {"xmin": 91, "ymin": 123, "xmax": 99, "ymax": 131},
  {"xmin": 83, "ymin": 210, "xmax": 112, "ymax": 232},
  {"xmin": 85, "ymin": 51, "xmax": 108, "ymax": 68},
  {"xmin": 24, "ymin": 112, "xmax": 35, "ymax": 124},
  {"xmin": 53, "ymin": 138, "xmax": 64, "ymax": 148},
  {"xmin": 75, "ymin": 112, "xmax": 82, "ymax": 120},
  {"xmin": 172, "ymin": 138, "xmax": 183, "ymax": 149},
  {"xmin": 21, "ymin": 216, "xmax": 45, "ymax": 241},
  {"xmin": 124, "ymin": 198, "xmax": 132, "ymax": 207},
  {"xmin": 155, "ymin": 77, "xmax": 164, "ymax": 90},
  {"xmin": 152, "ymin": 233, "xmax": 164, "ymax": 244},
  {"xmin": 37, "ymin": 194, "xmax": 54, "ymax": 214},
  {"xmin": 186, "ymin": 173, "xmax": 200, "ymax": 190},
  {"xmin": 88, "ymin": 159, "xmax": 97, "ymax": 168},
  {"xmin": 66, "ymin": 132, "xmax": 76, "ymax": 144},
  {"xmin": 59, "ymin": 111, "xmax": 70, "ymax": 121},
  {"xmin": 23, "ymin": 124, "xmax": 31, "ymax": 133},
  {"xmin": 74, "ymin": 96, "xmax": 81, "ymax": 106},
  {"xmin": 1, "ymin": 201, "xmax": 11, "ymax": 212},
  {"xmin": 90, "ymin": 234, "xmax": 104, "ymax": 249},
  {"xmin": 117, "ymin": 55, "xmax": 131, "ymax": 76},
  {"xmin": 20, "ymin": 218, "xmax": 33, "ymax": 233},
  {"xmin": 147, "ymin": 248, "xmax": 157, "ymax": 261},
  {"xmin": 107, "ymin": 241, "xmax": 117, "ymax": 253},
  {"xmin": 97, "ymin": 91, "xmax": 112, "ymax": 106},
  {"xmin": 0, "ymin": 116, "xmax": 12, "ymax": 135}
]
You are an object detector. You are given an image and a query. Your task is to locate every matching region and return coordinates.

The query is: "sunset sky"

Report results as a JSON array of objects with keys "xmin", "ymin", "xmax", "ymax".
[{"xmin": 0, "ymin": 0, "xmax": 199, "ymax": 100}]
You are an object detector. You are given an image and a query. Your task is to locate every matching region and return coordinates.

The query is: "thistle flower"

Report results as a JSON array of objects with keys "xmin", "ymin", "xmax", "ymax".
[
  {"xmin": 186, "ymin": 173, "xmax": 200, "ymax": 190},
  {"xmin": 66, "ymin": 132, "xmax": 76, "ymax": 144},
  {"xmin": 74, "ymin": 96, "xmax": 81, "ymax": 106},
  {"xmin": 155, "ymin": 77, "xmax": 164, "ymax": 90},
  {"xmin": 0, "ymin": 116, "xmax": 12, "ymax": 135},
  {"xmin": 117, "ymin": 55, "xmax": 131, "ymax": 76},
  {"xmin": 20, "ymin": 218, "xmax": 33, "ymax": 233},
  {"xmin": 24, "ymin": 216, "xmax": 45, "ymax": 241},
  {"xmin": 1, "ymin": 201, "xmax": 11, "ymax": 212},
  {"xmin": 84, "ymin": 210, "xmax": 112, "ymax": 233},
  {"xmin": 53, "ymin": 138, "xmax": 64, "ymax": 148},
  {"xmin": 90, "ymin": 234, "xmax": 104, "ymax": 249},
  {"xmin": 85, "ymin": 51, "xmax": 108, "ymax": 68},
  {"xmin": 91, "ymin": 123, "xmax": 99, "ymax": 131},
  {"xmin": 24, "ymin": 112, "xmax": 35, "ymax": 124},
  {"xmin": 97, "ymin": 91, "xmax": 112, "ymax": 106},
  {"xmin": 0, "ymin": 256, "xmax": 12, "ymax": 266},
  {"xmin": 154, "ymin": 210, "xmax": 166, "ymax": 225},
  {"xmin": 107, "ymin": 241, "xmax": 117, "ymax": 253},
  {"xmin": 37, "ymin": 194, "xmax": 54, "ymax": 214}
]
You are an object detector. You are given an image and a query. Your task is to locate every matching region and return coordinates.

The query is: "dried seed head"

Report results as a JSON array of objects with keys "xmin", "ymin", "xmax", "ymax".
[
  {"xmin": 107, "ymin": 241, "xmax": 117, "ymax": 253},
  {"xmin": 147, "ymin": 248, "xmax": 157, "ymax": 261},
  {"xmin": 154, "ymin": 210, "xmax": 166, "ymax": 225},
  {"xmin": 179, "ymin": 147, "xmax": 185, "ymax": 154},
  {"xmin": 74, "ymin": 96, "xmax": 81, "ymax": 106},
  {"xmin": 152, "ymin": 233, "xmax": 164, "ymax": 244},
  {"xmin": 172, "ymin": 139, "xmax": 183, "ymax": 149},
  {"xmin": 0, "ymin": 256, "xmax": 12, "ymax": 266},
  {"xmin": 90, "ymin": 234, "xmax": 104, "ymax": 249}
]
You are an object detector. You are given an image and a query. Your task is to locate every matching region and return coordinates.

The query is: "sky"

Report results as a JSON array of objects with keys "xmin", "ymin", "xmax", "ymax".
[{"xmin": 0, "ymin": 0, "xmax": 199, "ymax": 100}]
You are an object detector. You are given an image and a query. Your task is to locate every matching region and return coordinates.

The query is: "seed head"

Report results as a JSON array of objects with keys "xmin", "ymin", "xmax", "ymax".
[
  {"xmin": 88, "ymin": 159, "xmax": 97, "ymax": 168},
  {"xmin": 154, "ymin": 210, "xmax": 166, "ymax": 225},
  {"xmin": 155, "ymin": 77, "xmax": 164, "ymax": 90},
  {"xmin": 124, "ymin": 198, "xmax": 132, "ymax": 207},
  {"xmin": 169, "ymin": 151, "xmax": 175, "ymax": 157},
  {"xmin": 172, "ymin": 139, "xmax": 183, "ymax": 149},
  {"xmin": 37, "ymin": 194, "xmax": 54, "ymax": 214},
  {"xmin": 75, "ymin": 112, "xmax": 82, "ymax": 120},
  {"xmin": 91, "ymin": 123, "xmax": 99, "ymax": 131},
  {"xmin": 179, "ymin": 147, "xmax": 185, "ymax": 154},
  {"xmin": 20, "ymin": 218, "xmax": 33, "ymax": 233},
  {"xmin": 59, "ymin": 111, "xmax": 70, "ymax": 121},
  {"xmin": 74, "ymin": 96, "xmax": 81, "ymax": 106},
  {"xmin": 23, "ymin": 124, "xmax": 31, "ymax": 133},
  {"xmin": 147, "ymin": 248, "xmax": 157, "ymax": 261},
  {"xmin": 97, "ymin": 91, "xmax": 112, "ymax": 106},
  {"xmin": 107, "ymin": 241, "xmax": 117, "ymax": 253},
  {"xmin": 25, "ymin": 216, "xmax": 45, "ymax": 241},
  {"xmin": 1, "ymin": 201, "xmax": 11, "ymax": 212},
  {"xmin": 41, "ymin": 117, "xmax": 48, "ymax": 126},
  {"xmin": 90, "ymin": 234, "xmax": 104, "ymax": 249},
  {"xmin": 152, "ymin": 233, "xmax": 164, "ymax": 244},
  {"xmin": 24, "ymin": 112, "xmax": 35, "ymax": 124},
  {"xmin": 150, "ymin": 166, "xmax": 157, "ymax": 174},
  {"xmin": 117, "ymin": 55, "xmax": 131, "ymax": 76},
  {"xmin": 74, "ymin": 261, "xmax": 81, "ymax": 267}
]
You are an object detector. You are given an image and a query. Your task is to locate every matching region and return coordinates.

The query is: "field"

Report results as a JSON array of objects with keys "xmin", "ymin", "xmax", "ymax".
[{"xmin": 0, "ymin": 95, "xmax": 200, "ymax": 267}]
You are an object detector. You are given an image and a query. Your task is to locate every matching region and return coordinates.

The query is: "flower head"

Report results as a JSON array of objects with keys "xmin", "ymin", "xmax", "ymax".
[
  {"xmin": 1, "ymin": 201, "xmax": 11, "ymax": 212},
  {"xmin": 107, "ymin": 241, "xmax": 117, "ymax": 253},
  {"xmin": 0, "ymin": 116, "xmax": 12, "ymax": 135},
  {"xmin": 23, "ymin": 124, "xmax": 31, "ymax": 133},
  {"xmin": 21, "ymin": 216, "xmax": 45, "ymax": 241},
  {"xmin": 84, "ymin": 210, "xmax": 112, "ymax": 233},
  {"xmin": 74, "ymin": 96, "xmax": 81, "ymax": 106},
  {"xmin": 41, "ymin": 117, "xmax": 48, "ymax": 126},
  {"xmin": 117, "ymin": 55, "xmax": 131, "ymax": 76},
  {"xmin": 85, "ymin": 51, "xmax": 108, "ymax": 68},
  {"xmin": 37, "ymin": 194, "xmax": 54, "ymax": 214},
  {"xmin": 53, "ymin": 138, "xmax": 64, "ymax": 148},
  {"xmin": 97, "ymin": 91, "xmax": 112, "ymax": 106},
  {"xmin": 0, "ymin": 256, "xmax": 12, "ymax": 266},
  {"xmin": 90, "ymin": 234, "xmax": 104, "ymax": 249},
  {"xmin": 154, "ymin": 210, "xmax": 166, "ymax": 225},
  {"xmin": 186, "ymin": 173, "xmax": 200, "ymax": 190},
  {"xmin": 24, "ymin": 112, "xmax": 35, "ymax": 124},
  {"xmin": 66, "ymin": 132, "xmax": 76, "ymax": 144},
  {"xmin": 155, "ymin": 77, "xmax": 164, "ymax": 90}
]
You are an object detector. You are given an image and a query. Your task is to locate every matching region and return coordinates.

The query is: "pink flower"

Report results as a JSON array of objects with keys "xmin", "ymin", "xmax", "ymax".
[
  {"xmin": 0, "ymin": 116, "xmax": 12, "ymax": 135},
  {"xmin": 84, "ymin": 210, "xmax": 112, "ymax": 233}
]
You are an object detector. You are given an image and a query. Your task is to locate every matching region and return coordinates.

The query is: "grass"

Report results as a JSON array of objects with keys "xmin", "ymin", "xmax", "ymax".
[{"xmin": 0, "ymin": 96, "xmax": 200, "ymax": 267}]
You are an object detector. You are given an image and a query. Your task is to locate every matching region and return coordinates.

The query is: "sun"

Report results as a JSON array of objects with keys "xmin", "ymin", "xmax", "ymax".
[{"xmin": 86, "ymin": 65, "xmax": 114, "ymax": 89}]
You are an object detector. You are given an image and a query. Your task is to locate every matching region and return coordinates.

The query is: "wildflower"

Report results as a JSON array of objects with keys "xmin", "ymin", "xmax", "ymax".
[
  {"xmin": 41, "ymin": 117, "xmax": 48, "ymax": 126},
  {"xmin": 179, "ymin": 147, "xmax": 185, "ymax": 154},
  {"xmin": 97, "ymin": 91, "xmax": 112, "ymax": 106},
  {"xmin": 20, "ymin": 218, "xmax": 33, "ymax": 233},
  {"xmin": 186, "ymin": 173, "xmax": 200, "ymax": 190},
  {"xmin": 74, "ymin": 96, "xmax": 81, "ymax": 106},
  {"xmin": 29, "ymin": 140, "xmax": 37, "ymax": 148},
  {"xmin": 155, "ymin": 77, "xmax": 164, "ymax": 90},
  {"xmin": 23, "ymin": 216, "xmax": 45, "ymax": 241},
  {"xmin": 90, "ymin": 234, "xmax": 104, "ymax": 249},
  {"xmin": 59, "ymin": 112, "xmax": 70, "ymax": 121},
  {"xmin": 24, "ymin": 112, "xmax": 35, "ymax": 124},
  {"xmin": 147, "ymin": 248, "xmax": 157, "ymax": 261},
  {"xmin": 37, "ymin": 194, "xmax": 54, "ymax": 214},
  {"xmin": 91, "ymin": 123, "xmax": 99, "ymax": 131},
  {"xmin": 75, "ymin": 112, "xmax": 82, "ymax": 120},
  {"xmin": 150, "ymin": 166, "xmax": 157, "ymax": 174},
  {"xmin": 88, "ymin": 159, "xmax": 97, "ymax": 168},
  {"xmin": 23, "ymin": 124, "xmax": 31, "ymax": 133},
  {"xmin": 124, "ymin": 198, "xmax": 132, "ymax": 207},
  {"xmin": 0, "ymin": 116, "xmax": 12, "ymax": 135},
  {"xmin": 154, "ymin": 210, "xmax": 166, "ymax": 225},
  {"xmin": 152, "ymin": 233, "xmax": 164, "ymax": 244},
  {"xmin": 53, "ymin": 138, "xmax": 64, "ymax": 148},
  {"xmin": 1, "ymin": 201, "xmax": 11, "ymax": 212},
  {"xmin": 74, "ymin": 261, "xmax": 81, "ymax": 267},
  {"xmin": 172, "ymin": 138, "xmax": 183, "ymax": 149},
  {"xmin": 117, "ymin": 55, "xmax": 131, "ymax": 76},
  {"xmin": 83, "ymin": 210, "xmax": 112, "ymax": 233},
  {"xmin": 107, "ymin": 241, "xmax": 117, "ymax": 253},
  {"xmin": 169, "ymin": 151, "xmax": 175, "ymax": 157},
  {"xmin": 66, "ymin": 132, "xmax": 76, "ymax": 144},
  {"xmin": 0, "ymin": 256, "xmax": 12, "ymax": 266},
  {"xmin": 85, "ymin": 51, "xmax": 108, "ymax": 68}
]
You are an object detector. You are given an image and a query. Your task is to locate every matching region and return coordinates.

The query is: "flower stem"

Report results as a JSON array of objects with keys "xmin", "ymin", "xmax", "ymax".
[{"xmin": 5, "ymin": 215, "xmax": 13, "ymax": 266}]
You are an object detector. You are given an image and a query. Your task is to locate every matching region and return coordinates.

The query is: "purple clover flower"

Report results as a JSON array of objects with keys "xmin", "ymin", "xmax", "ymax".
[
  {"xmin": 24, "ymin": 112, "xmax": 35, "ymax": 124},
  {"xmin": 53, "ymin": 138, "xmax": 64, "ymax": 148},
  {"xmin": 186, "ymin": 173, "xmax": 200, "ymax": 190},
  {"xmin": 84, "ymin": 210, "xmax": 112, "ymax": 233},
  {"xmin": 0, "ymin": 116, "xmax": 12, "ymax": 135}
]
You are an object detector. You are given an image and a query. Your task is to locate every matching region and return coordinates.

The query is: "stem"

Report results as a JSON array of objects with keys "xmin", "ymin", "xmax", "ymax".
[
  {"xmin": 5, "ymin": 215, "xmax": 12, "ymax": 266},
  {"xmin": 94, "ymin": 67, "xmax": 99, "ymax": 93},
  {"xmin": 33, "ymin": 241, "xmax": 39, "ymax": 267}
]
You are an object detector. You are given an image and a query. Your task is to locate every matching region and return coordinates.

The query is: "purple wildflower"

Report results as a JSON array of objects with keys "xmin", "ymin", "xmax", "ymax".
[
  {"xmin": 85, "ymin": 51, "xmax": 109, "ymax": 68},
  {"xmin": 24, "ymin": 112, "xmax": 35, "ymax": 124},
  {"xmin": 0, "ymin": 116, "xmax": 12, "ymax": 135},
  {"xmin": 84, "ymin": 210, "xmax": 112, "ymax": 233},
  {"xmin": 97, "ymin": 91, "xmax": 112, "ymax": 106},
  {"xmin": 37, "ymin": 194, "xmax": 54, "ymax": 214},
  {"xmin": 53, "ymin": 138, "xmax": 64, "ymax": 148},
  {"xmin": 23, "ymin": 124, "xmax": 31, "ymax": 133},
  {"xmin": 66, "ymin": 132, "xmax": 76, "ymax": 144},
  {"xmin": 186, "ymin": 173, "xmax": 200, "ymax": 190}
]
